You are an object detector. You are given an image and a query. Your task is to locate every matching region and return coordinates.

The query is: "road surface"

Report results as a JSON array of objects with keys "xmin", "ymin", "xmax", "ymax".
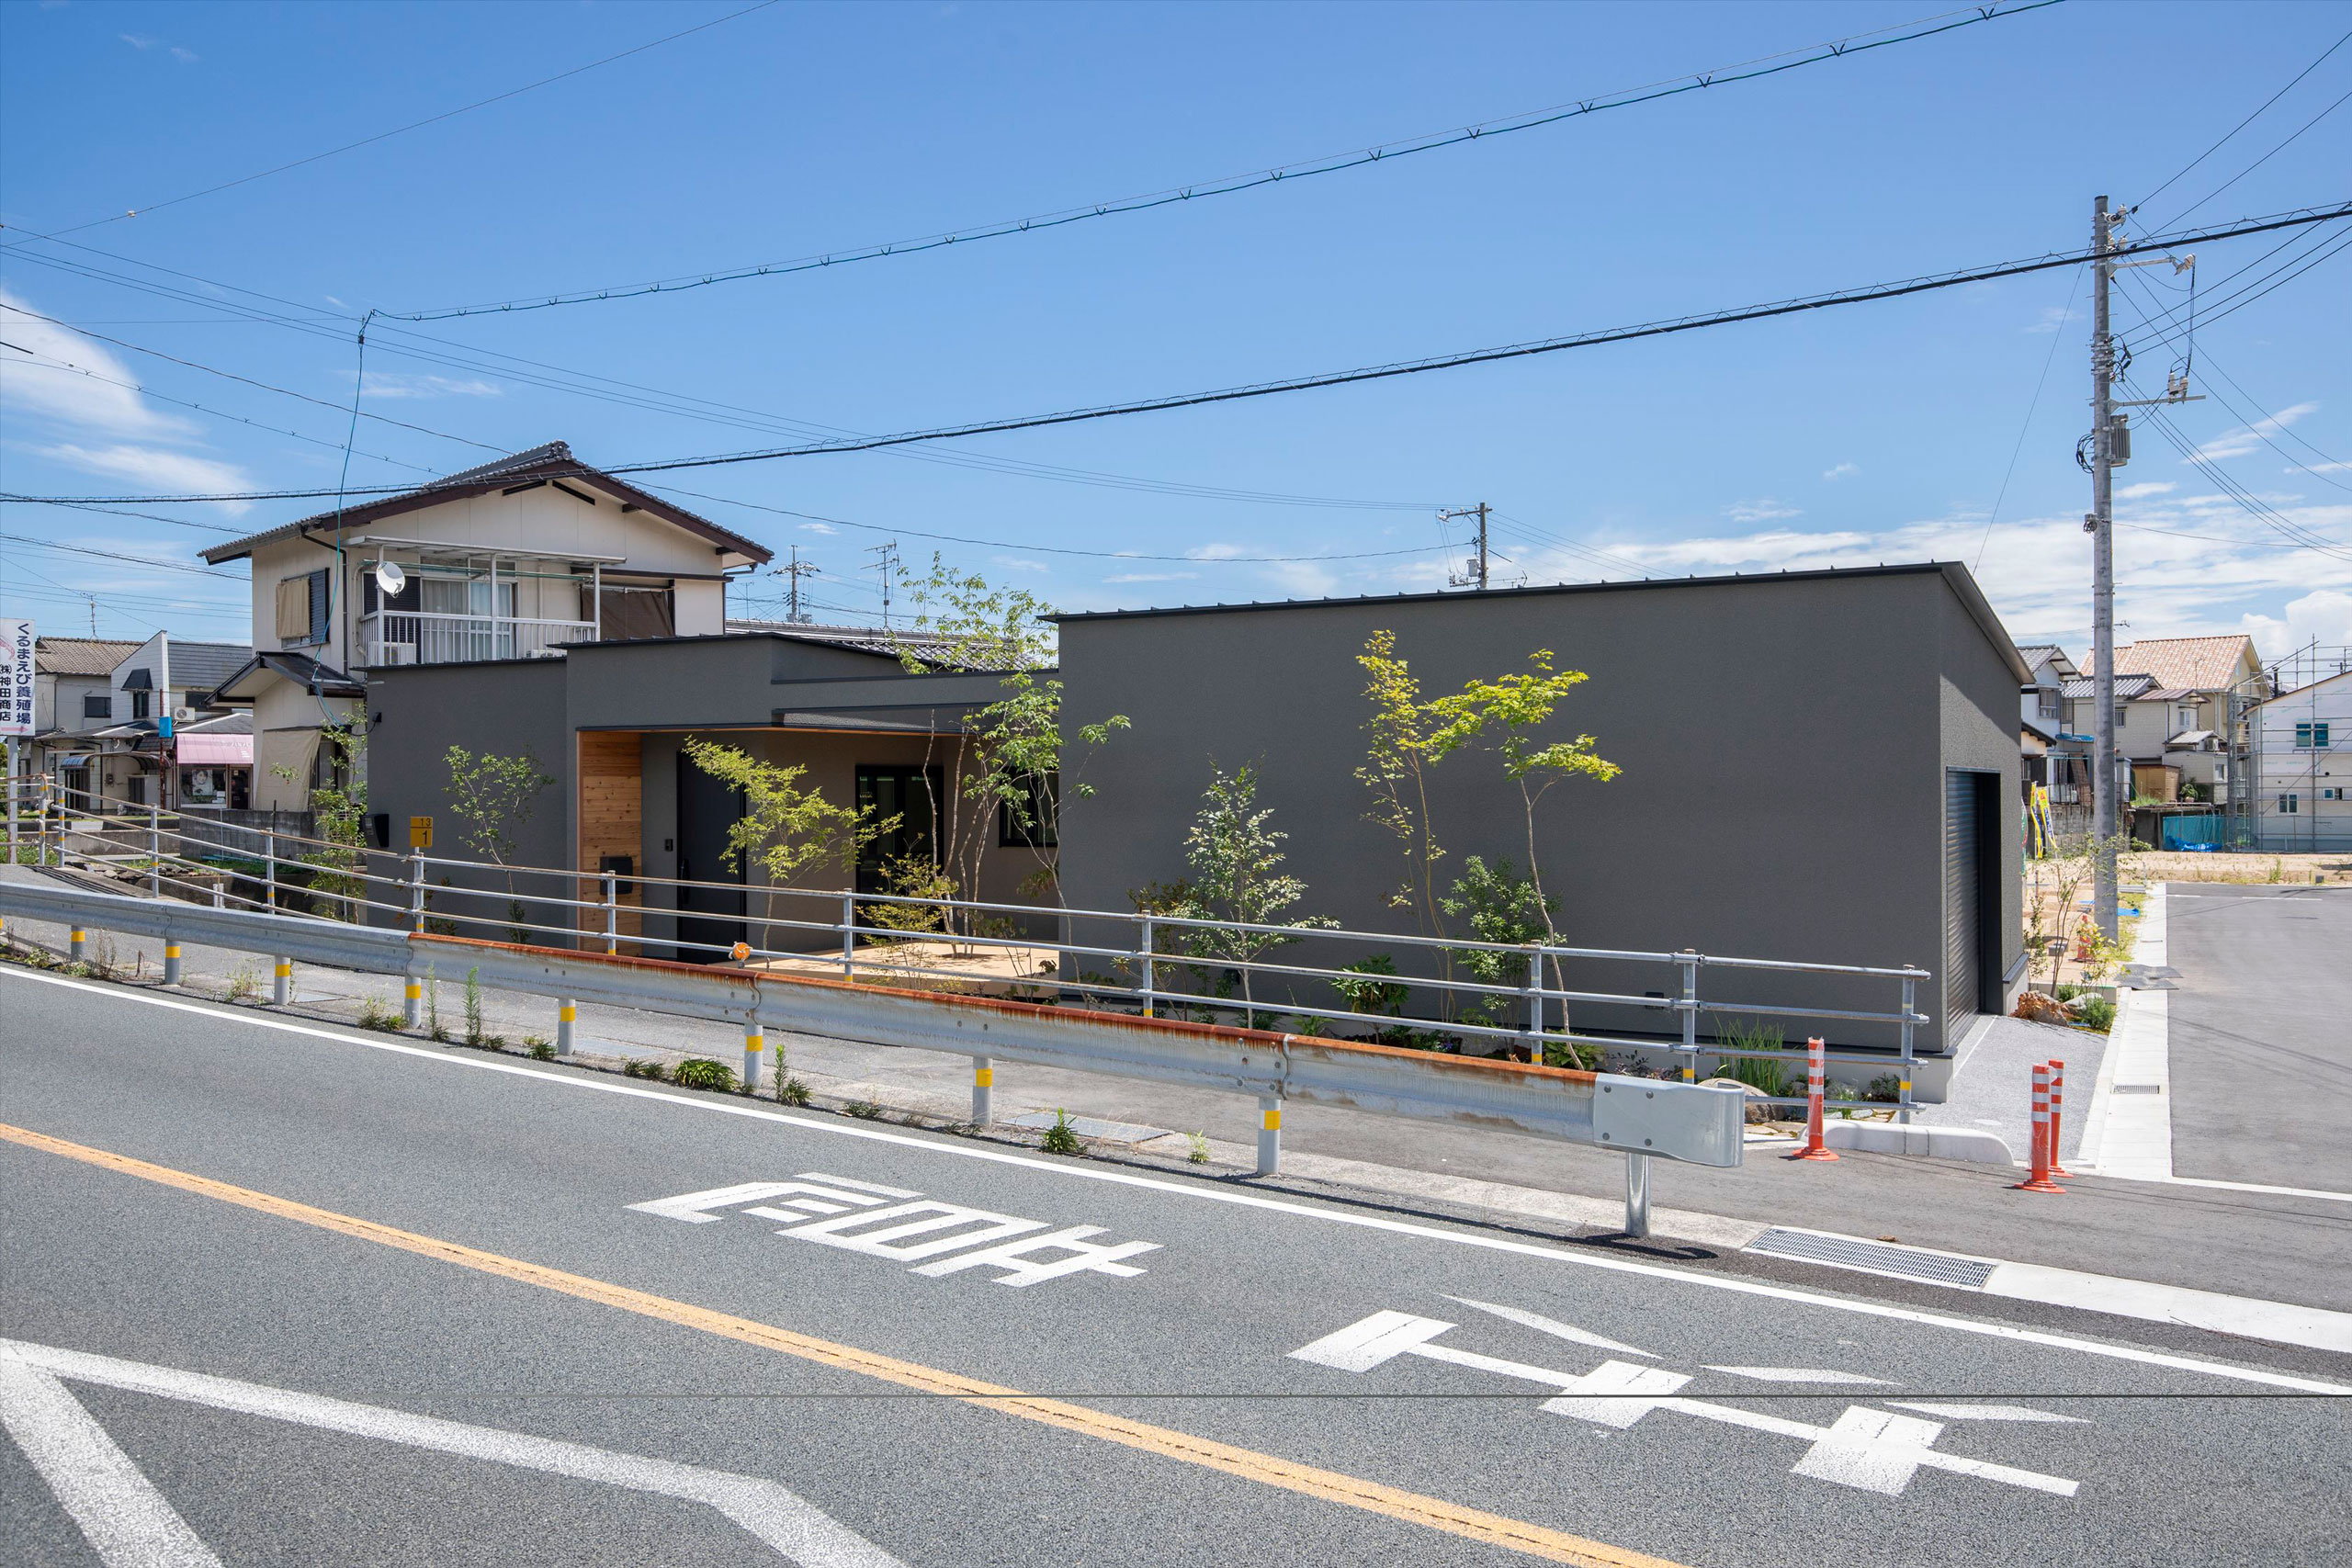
[{"xmin": 3, "ymin": 962, "xmax": 2345, "ymax": 1566}]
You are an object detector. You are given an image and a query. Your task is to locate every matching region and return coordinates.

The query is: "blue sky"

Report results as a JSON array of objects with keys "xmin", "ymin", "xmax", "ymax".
[{"xmin": 4, "ymin": 0, "xmax": 2348, "ymax": 660}]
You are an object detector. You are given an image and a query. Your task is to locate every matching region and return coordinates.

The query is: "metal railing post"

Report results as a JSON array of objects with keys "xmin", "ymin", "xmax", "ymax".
[
  {"xmin": 1898, "ymin": 974, "xmax": 1917, "ymax": 1124},
  {"xmin": 70, "ymin": 925, "xmax": 86, "ymax": 964},
  {"xmin": 164, "ymin": 938, "xmax": 182, "ymax": 986},
  {"xmin": 603, "ymin": 869, "xmax": 618, "ymax": 955},
  {"xmin": 264, "ymin": 831, "xmax": 278, "ymax": 913},
  {"xmin": 147, "ymin": 801, "xmax": 161, "ymax": 897},
  {"xmin": 841, "ymin": 890, "xmax": 855, "ymax": 979},
  {"xmin": 558, "ymin": 998, "xmax": 577, "ymax": 1057},
  {"xmin": 1523, "ymin": 942, "xmax": 1545, "ymax": 1064},
  {"xmin": 1138, "ymin": 917, "xmax": 1155, "ymax": 1018},
  {"xmin": 409, "ymin": 852, "xmax": 425, "ymax": 934},
  {"xmin": 1624, "ymin": 1152, "xmax": 1652, "ymax": 1237},
  {"xmin": 972, "ymin": 1055, "xmax": 993, "ymax": 1126},
  {"xmin": 1256, "ymin": 1095, "xmax": 1282, "ymax": 1177},
  {"xmin": 273, "ymin": 956, "xmax": 291, "ymax": 1006},
  {"xmin": 1679, "ymin": 950, "xmax": 1700, "ymax": 1083}
]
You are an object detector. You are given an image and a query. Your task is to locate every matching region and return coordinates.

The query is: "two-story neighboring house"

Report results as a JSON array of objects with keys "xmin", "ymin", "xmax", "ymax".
[
  {"xmin": 23, "ymin": 637, "xmax": 139, "ymax": 803},
  {"xmin": 79, "ymin": 636, "xmax": 253, "ymax": 811},
  {"xmin": 200, "ymin": 442, "xmax": 773, "ymax": 809},
  {"xmin": 2246, "ymin": 668, "xmax": 2351, "ymax": 851},
  {"xmin": 2114, "ymin": 633, "xmax": 2261, "ymax": 795},
  {"xmin": 2014, "ymin": 644, "xmax": 2076, "ymax": 804}
]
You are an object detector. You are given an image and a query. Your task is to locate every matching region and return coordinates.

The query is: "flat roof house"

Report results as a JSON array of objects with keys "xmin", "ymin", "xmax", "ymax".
[{"xmin": 1052, "ymin": 562, "xmax": 2030, "ymax": 1059}]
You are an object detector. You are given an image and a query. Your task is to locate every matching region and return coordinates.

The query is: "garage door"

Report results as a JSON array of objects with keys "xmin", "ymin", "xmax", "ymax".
[{"xmin": 1944, "ymin": 770, "xmax": 1983, "ymax": 1040}]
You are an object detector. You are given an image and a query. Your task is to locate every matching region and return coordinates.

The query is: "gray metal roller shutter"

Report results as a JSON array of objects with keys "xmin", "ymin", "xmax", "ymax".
[{"xmin": 1944, "ymin": 770, "xmax": 1979, "ymax": 1039}]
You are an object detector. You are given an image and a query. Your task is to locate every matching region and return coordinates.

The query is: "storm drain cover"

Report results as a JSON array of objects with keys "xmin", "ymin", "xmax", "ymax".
[
  {"xmin": 1747, "ymin": 1228, "xmax": 1996, "ymax": 1290},
  {"xmin": 2112, "ymin": 1084, "xmax": 2165, "ymax": 1094}
]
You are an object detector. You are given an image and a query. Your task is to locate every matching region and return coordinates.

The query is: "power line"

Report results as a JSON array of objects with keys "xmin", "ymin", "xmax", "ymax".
[
  {"xmin": 18, "ymin": 202, "xmax": 2345, "ymax": 509},
  {"xmin": 1976, "ymin": 265, "xmax": 2085, "ymax": 572},
  {"xmin": 0, "ymin": 532, "xmax": 247, "ymax": 581},
  {"xmin": 17, "ymin": 2, "xmax": 786, "ymax": 238},
  {"xmin": 2138, "ymin": 28, "xmax": 2352, "ymax": 216},
  {"xmin": 0, "ymin": 500, "xmax": 243, "ymax": 535},
  {"xmin": 363, "ymin": 1, "xmax": 2069, "ymax": 321},
  {"xmin": 2162, "ymin": 83, "xmax": 2352, "ymax": 230}
]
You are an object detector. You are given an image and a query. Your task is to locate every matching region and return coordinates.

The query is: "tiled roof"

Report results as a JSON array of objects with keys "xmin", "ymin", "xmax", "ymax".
[
  {"xmin": 34, "ymin": 637, "xmax": 140, "ymax": 676},
  {"xmin": 726, "ymin": 619, "xmax": 1012, "ymax": 670},
  {"xmin": 117, "ymin": 639, "xmax": 252, "ymax": 694},
  {"xmin": 2062, "ymin": 672, "xmax": 2156, "ymax": 699},
  {"xmin": 2115, "ymin": 635, "xmax": 2256, "ymax": 693},
  {"xmin": 2015, "ymin": 644, "xmax": 2069, "ymax": 670}
]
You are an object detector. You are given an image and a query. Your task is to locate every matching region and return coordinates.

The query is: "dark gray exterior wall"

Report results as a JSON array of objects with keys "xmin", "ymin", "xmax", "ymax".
[{"xmin": 1054, "ymin": 565, "xmax": 2024, "ymax": 1055}]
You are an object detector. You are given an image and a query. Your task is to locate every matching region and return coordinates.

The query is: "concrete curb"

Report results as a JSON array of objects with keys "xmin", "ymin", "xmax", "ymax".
[{"xmin": 1823, "ymin": 1122, "xmax": 2014, "ymax": 1165}]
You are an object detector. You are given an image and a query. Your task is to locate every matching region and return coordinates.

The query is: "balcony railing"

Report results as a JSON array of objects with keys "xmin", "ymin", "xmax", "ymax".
[{"xmin": 357, "ymin": 611, "xmax": 596, "ymax": 667}]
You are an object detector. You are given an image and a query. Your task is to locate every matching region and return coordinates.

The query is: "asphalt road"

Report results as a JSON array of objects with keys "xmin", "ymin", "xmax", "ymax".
[
  {"xmin": 2165, "ymin": 885, "xmax": 2352, "ymax": 1190},
  {"xmin": 4, "ymin": 964, "xmax": 2347, "ymax": 1567}
]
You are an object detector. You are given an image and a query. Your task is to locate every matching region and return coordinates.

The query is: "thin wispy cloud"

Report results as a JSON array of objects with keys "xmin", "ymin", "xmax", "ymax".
[
  {"xmin": 991, "ymin": 556, "xmax": 1049, "ymax": 573},
  {"xmin": 1822, "ymin": 462, "xmax": 1860, "ymax": 481},
  {"xmin": 797, "ymin": 522, "xmax": 838, "ymax": 535},
  {"xmin": 2192, "ymin": 401, "xmax": 2317, "ymax": 461},
  {"xmin": 119, "ymin": 34, "xmax": 198, "ymax": 61},
  {"xmin": 2116, "ymin": 481, "xmax": 2177, "ymax": 500},
  {"xmin": 2025, "ymin": 304, "xmax": 2075, "ymax": 334},
  {"xmin": 1724, "ymin": 499, "xmax": 1802, "ymax": 524},
  {"xmin": 1104, "ymin": 571, "xmax": 1197, "ymax": 583},
  {"xmin": 356, "ymin": 371, "xmax": 501, "ymax": 400},
  {"xmin": 35, "ymin": 444, "xmax": 253, "ymax": 514}
]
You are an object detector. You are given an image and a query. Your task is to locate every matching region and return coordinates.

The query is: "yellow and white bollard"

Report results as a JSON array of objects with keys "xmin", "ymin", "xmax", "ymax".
[
  {"xmin": 402, "ymin": 973, "xmax": 422, "ymax": 1029},
  {"xmin": 273, "ymin": 957, "xmax": 291, "ymax": 1006},
  {"xmin": 163, "ymin": 942, "xmax": 182, "ymax": 986},
  {"xmin": 741, "ymin": 1021, "xmax": 764, "ymax": 1092},
  {"xmin": 1256, "ymin": 1094, "xmax": 1282, "ymax": 1177},
  {"xmin": 972, "ymin": 1055, "xmax": 993, "ymax": 1126},
  {"xmin": 557, "ymin": 998, "xmax": 578, "ymax": 1057},
  {"xmin": 70, "ymin": 927, "xmax": 86, "ymax": 964}
]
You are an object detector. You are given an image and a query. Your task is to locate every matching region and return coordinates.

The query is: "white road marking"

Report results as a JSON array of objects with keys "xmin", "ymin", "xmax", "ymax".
[
  {"xmin": 1442, "ymin": 1296, "xmax": 1656, "ymax": 1358},
  {"xmin": 627, "ymin": 1179, "xmax": 893, "ymax": 1224},
  {"xmin": 1889, "ymin": 1403, "xmax": 2086, "ymax": 1424},
  {"xmin": 0, "ymin": 1338, "xmax": 905, "ymax": 1567},
  {"xmin": 1289, "ymin": 1312, "xmax": 2082, "ymax": 1498},
  {"xmin": 910, "ymin": 1225, "xmax": 1159, "ymax": 1287},
  {"xmin": 0, "ymin": 1350, "xmax": 222, "ymax": 1568},
  {"xmin": 1703, "ymin": 1366, "xmax": 1896, "ymax": 1385},
  {"xmin": 7, "ymin": 964, "xmax": 2347, "ymax": 1393},
  {"xmin": 789, "ymin": 1200, "xmax": 1049, "ymax": 1260}
]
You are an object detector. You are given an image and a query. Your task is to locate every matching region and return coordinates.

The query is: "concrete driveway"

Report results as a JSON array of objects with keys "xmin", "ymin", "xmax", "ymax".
[{"xmin": 2163, "ymin": 884, "xmax": 2352, "ymax": 1191}]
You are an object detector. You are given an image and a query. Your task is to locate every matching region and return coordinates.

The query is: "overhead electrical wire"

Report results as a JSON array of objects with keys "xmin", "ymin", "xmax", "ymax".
[
  {"xmin": 20, "ymin": 1, "xmax": 786, "ymax": 238},
  {"xmin": 1974, "ymin": 265, "xmax": 2085, "ymax": 572},
  {"xmin": 0, "ymin": 532, "xmax": 247, "ymax": 581},
  {"xmin": 2137, "ymin": 27, "xmax": 2352, "ymax": 218},
  {"xmin": 344, "ymin": 1, "xmax": 2068, "ymax": 321},
  {"xmin": 2161, "ymin": 84, "xmax": 2352, "ymax": 230},
  {"xmin": 16, "ymin": 203, "xmax": 2346, "ymax": 510},
  {"xmin": 2128, "ymin": 389, "xmax": 2352, "ymax": 562}
]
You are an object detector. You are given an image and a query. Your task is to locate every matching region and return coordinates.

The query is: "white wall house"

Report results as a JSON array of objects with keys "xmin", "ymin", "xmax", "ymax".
[
  {"xmin": 2248, "ymin": 669, "xmax": 2352, "ymax": 852},
  {"xmin": 201, "ymin": 442, "xmax": 772, "ymax": 810}
]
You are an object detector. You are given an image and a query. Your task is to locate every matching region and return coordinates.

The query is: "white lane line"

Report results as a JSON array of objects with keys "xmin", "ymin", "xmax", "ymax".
[
  {"xmin": 0, "ymin": 1350, "xmax": 223, "ymax": 1568},
  {"xmin": 1, "ymin": 1338, "xmax": 904, "ymax": 1568},
  {"xmin": 1442, "ymin": 1296, "xmax": 1656, "ymax": 1359},
  {"xmin": 1888, "ymin": 1403, "xmax": 2086, "ymax": 1424},
  {"xmin": 6, "ymin": 964, "xmax": 2349, "ymax": 1395},
  {"xmin": 1702, "ymin": 1366, "xmax": 1895, "ymax": 1385},
  {"xmin": 2136, "ymin": 1175, "xmax": 2352, "ymax": 1202}
]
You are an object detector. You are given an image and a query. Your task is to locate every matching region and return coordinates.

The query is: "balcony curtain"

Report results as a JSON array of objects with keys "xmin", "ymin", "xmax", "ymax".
[{"xmin": 586, "ymin": 585, "xmax": 674, "ymax": 642}]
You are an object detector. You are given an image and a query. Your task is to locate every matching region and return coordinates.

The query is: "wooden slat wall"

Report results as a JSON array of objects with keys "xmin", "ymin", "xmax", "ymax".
[{"xmin": 577, "ymin": 731, "xmax": 644, "ymax": 953}]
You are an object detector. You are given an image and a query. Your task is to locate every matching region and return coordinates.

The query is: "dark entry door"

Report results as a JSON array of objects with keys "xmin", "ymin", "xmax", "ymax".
[
  {"xmin": 1944, "ymin": 769, "xmax": 1997, "ymax": 1040},
  {"xmin": 854, "ymin": 765, "xmax": 944, "ymax": 896},
  {"xmin": 674, "ymin": 750, "xmax": 746, "ymax": 961}
]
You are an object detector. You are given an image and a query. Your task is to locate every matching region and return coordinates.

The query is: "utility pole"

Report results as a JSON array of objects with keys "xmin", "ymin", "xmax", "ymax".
[
  {"xmin": 2087, "ymin": 195, "xmax": 2120, "ymax": 941},
  {"xmin": 865, "ymin": 541, "xmax": 899, "ymax": 631},
  {"xmin": 1442, "ymin": 503, "xmax": 1491, "ymax": 591},
  {"xmin": 776, "ymin": 547, "xmax": 820, "ymax": 625}
]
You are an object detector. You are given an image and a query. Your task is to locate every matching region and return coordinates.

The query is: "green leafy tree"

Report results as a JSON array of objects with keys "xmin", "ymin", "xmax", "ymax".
[
  {"xmin": 684, "ymin": 737, "xmax": 895, "ymax": 953},
  {"xmin": 270, "ymin": 720, "xmax": 368, "ymax": 921},
  {"xmin": 1178, "ymin": 762, "xmax": 1336, "ymax": 1029},
  {"xmin": 445, "ymin": 746, "xmax": 555, "ymax": 941},
  {"xmin": 1355, "ymin": 630, "xmax": 1449, "ymax": 942},
  {"xmin": 1440, "ymin": 856, "xmax": 1567, "ymax": 1056}
]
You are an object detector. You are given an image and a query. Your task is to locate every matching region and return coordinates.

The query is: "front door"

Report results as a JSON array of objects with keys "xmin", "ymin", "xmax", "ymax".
[
  {"xmin": 673, "ymin": 750, "xmax": 745, "ymax": 962},
  {"xmin": 854, "ymin": 765, "xmax": 944, "ymax": 896}
]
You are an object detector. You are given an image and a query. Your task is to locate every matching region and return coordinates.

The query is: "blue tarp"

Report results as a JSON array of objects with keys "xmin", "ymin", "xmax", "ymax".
[{"xmin": 2160, "ymin": 813, "xmax": 2224, "ymax": 851}]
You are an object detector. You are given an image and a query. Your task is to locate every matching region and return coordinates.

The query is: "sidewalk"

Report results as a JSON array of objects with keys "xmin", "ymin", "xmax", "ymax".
[{"xmin": 6, "ymin": 865, "xmax": 2346, "ymax": 1321}]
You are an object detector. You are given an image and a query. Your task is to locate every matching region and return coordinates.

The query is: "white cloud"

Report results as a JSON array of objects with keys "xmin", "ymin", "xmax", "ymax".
[
  {"xmin": 1724, "ymin": 499, "xmax": 1802, "ymax": 525},
  {"xmin": 2025, "ymin": 305, "xmax": 2075, "ymax": 334},
  {"xmin": 119, "ymin": 32, "xmax": 158, "ymax": 48},
  {"xmin": 355, "ymin": 371, "xmax": 501, "ymax": 400},
  {"xmin": 1822, "ymin": 462, "xmax": 1860, "ymax": 481},
  {"xmin": 2116, "ymin": 481, "xmax": 2177, "ymax": 500},
  {"xmin": 990, "ymin": 556, "xmax": 1049, "ymax": 573},
  {"xmin": 35, "ymin": 445, "xmax": 252, "ymax": 514},
  {"xmin": 1186, "ymin": 543, "xmax": 1250, "ymax": 561},
  {"xmin": 2191, "ymin": 401, "xmax": 2317, "ymax": 461},
  {"xmin": 2241, "ymin": 590, "xmax": 2352, "ymax": 662},
  {"xmin": 1104, "ymin": 571, "xmax": 1197, "ymax": 583},
  {"xmin": 169, "ymin": 46, "xmax": 198, "ymax": 62},
  {"xmin": 797, "ymin": 522, "xmax": 837, "ymax": 536},
  {"xmin": 2291, "ymin": 461, "xmax": 2350, "ymax": 477}
]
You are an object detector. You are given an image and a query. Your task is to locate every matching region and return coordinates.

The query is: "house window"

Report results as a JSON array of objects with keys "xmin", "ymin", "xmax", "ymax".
[
  {"xmin": 131, "ymin": 689, "xmax": 151, "ymax": 721},
  {"xmin": 997, "ymin": 772, "xmax": 1059, "ymax": 849},
  {"xmin": 82, "ymin": 693, "xmax": 110, "ymax": 719},
  {"xmin": 854, "ymin": 765, "xmax": 944, "ymax": 895},
  {"xmin": 2278, "ymin": 794, "xmax": 2299, "ymax": 815},
  {"xmin": 2294, "ymin": 721, "xmax": 2331, "ymax": 749},
  {"xmin": 275, "ymin": 568, "xmax": 332, "ymax": 647}
]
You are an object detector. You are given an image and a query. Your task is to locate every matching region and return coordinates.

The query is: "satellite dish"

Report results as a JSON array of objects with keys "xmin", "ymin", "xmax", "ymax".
[{"xmin": 374, "ymin": 559, "xmax": 406, "ymax": 598}]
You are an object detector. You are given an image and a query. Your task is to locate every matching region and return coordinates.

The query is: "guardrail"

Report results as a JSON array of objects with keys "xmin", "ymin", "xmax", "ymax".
[
  {"xmin": 6, "ymin": 773, "xmax": 1930, "ymax": 1119},
  {"xmin": 0, "ymin": 876, "xmax": 1747, "ymax": 1236}
]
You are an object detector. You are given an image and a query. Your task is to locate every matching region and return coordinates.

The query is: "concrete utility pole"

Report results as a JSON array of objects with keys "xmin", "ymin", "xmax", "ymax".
[
  {"xmin": 2086, "ymin": 196, "xmax": 2123, "ymax": 941},
  {"xmin": 777, "ymin": 547, "xmax": 820, "ymax": 625},
  {"xmin": 1442, "ymin": 503, "xmax": 1491, "ymax": 591}
]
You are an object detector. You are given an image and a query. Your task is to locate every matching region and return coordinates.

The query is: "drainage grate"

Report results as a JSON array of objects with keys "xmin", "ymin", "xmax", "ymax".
[
  {"xmin": 2112, "ymin": 1084, "xmax": 2165, "ymax": 1095},
  {"xmin": 1001, "ymin": 1111, "xmax": 1171, "ymax": 1145},
  {"xmin": 1747, "ymin": 1228, "xmax": 1996, "ymax": 1289}
]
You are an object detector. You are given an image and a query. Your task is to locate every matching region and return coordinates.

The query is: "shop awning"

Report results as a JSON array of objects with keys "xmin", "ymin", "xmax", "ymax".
[{"xmin": 175, "ymin": 733, "xmax": 253, "ymax": 766}]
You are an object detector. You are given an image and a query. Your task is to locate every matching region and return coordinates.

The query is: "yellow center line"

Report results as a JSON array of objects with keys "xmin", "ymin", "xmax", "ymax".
[{"xmin": 1, "ymin": 1122, "xmax": 1687, "ymax": 1568}]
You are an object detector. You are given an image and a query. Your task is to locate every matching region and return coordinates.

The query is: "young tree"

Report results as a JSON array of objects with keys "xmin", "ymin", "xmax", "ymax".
[
  {"xmin": 1355, "ymin": 630, "xmax": 1449, "ymax": 942},
  {"xmin": 1178, "ymin": 762, "xmax": 1335, "ymax": 1029},
  {"xmin": 271, "ymin": 720, "xmax": 368, "ymax": 921},
  {"xmin": 1441, "ymin": 855, "xmax": 1557, "ymax": 1052},
  {"xmin": 683, "ymin": 738, "xmax": 895, "ymax": 952},
  {"xmin": 445, "ymin": 746, "xmax": 555, "ymax": 940}
]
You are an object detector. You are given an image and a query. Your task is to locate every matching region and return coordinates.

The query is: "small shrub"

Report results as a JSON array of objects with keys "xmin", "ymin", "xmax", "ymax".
[
  {"xmin": 528, "ymin": 1040, "xmax": 556, "ymax": 1061},
  {"xmin": 425, "ymin": 963, "xmax": 446, "ymax": 1040},
  {"xmin": 225, "ymin": 963, "xmax": 261, "ymax": 1003},
  {"xmin": 673, "ymin": 1058, "xmax": 737, "ymax": 1092},
  {"xmin": 2053, "ymin": 983, "xmax": 2083, "ymax": 1002},
  {"xmin": 2074, "ymin": 995, "xmax": 2116, "ymax": 1032},
  {"xmin": 1039, "ymin": 1109, "xmax": 1084, "ymax": 1156},
  {"xmin": 777, "ymin": 1076, "xmax": 811, "ymax": 1106},
  {"xmin": 1185, "ymin": 1131, "xmax": 1211, "ymax": 1166},
  {"xmin": 1711, "ymin": 1017, "xmax": 1792, "ymax": 1099},
  {"xmin": 843, "ymin": 1099, "xmax": 884, "ymax": 1120},
  {"xmin": 1864, "ymin": 1073, "xmax": 1904, "ymax": 1104},
  {"xmin": 1828, "ymin": 1083, "xmax": 1860, "ymax": 1120},
  {"xmin": 356, "ymin": 994, "xmax": 403, "ymax": 1032},
  {"xmin": 620, "ymin": 1058, "xmax": 662, "ymax": 1079}
]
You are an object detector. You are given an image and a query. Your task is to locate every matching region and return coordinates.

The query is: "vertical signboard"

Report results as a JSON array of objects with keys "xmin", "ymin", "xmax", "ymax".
[{"xmin": 2, "ymin": 619, "xmax": 34, "ymax": 738}]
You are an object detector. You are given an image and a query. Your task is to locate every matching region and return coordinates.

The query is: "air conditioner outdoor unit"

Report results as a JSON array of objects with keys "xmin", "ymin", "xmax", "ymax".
[
  {"xmin": 379, "ymin": 645, "xmax": 417, "ymax": 666},
  {"xmin": 173, "ymin": 706, "xmax": 197, "ymax": 723}
]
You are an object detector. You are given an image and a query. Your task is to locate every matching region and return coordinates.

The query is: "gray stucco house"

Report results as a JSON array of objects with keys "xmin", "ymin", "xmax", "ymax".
[{"xmin": 1052, "ymin": 562, "xmax": 2028, "ymax": 1060}]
